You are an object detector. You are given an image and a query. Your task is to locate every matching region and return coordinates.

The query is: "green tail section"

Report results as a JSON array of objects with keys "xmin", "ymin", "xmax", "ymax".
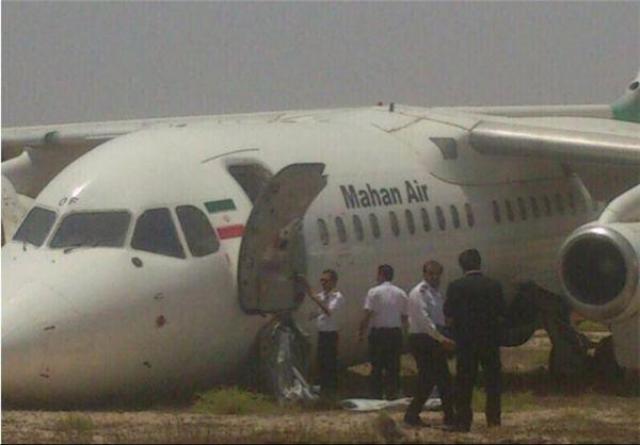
[{"xmin": 611, "ymin": 72, "xmax": 640, "ymax": 123}]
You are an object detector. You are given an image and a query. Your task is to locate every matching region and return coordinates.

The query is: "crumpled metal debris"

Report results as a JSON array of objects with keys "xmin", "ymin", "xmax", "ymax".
[{"xmin": 256, "ymin": 313, "xmax": 318, "ymax": 404}]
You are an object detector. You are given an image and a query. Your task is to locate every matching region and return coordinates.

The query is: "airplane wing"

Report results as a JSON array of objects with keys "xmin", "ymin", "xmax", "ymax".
[
  {"xmin": 3, "ymin": 119, "xmax": 151, "ymax": 161},
  {"xmin": 0, "ymin": 110, "xmax": 293, "ymax": 198},
  {"xmin": 455, "ymin": 72, "xmax": 640, "ymax": 199},
  {"xmin": 404, "ymin": 103, "xmax": 640, "ymax": 202},
  {"xmin": 427, "ymin": 71, "xmax": 639, "ymax": 175},
  {"xmin": 1, "ymin": 122, "xmax": 130, "ymax": 201},
  {"xmin": 1, "ymin": 109, "xmax": 298, "ymax": 160},
  {"xmin": 468, "ymin": 116, "xmax": 640, "ymax": 201},
  {"xmin": 463, "ymin": 115, "xmax": 640, "ymax": 201},
  {"xmin": 468, "ymin": 118, "xmax": 639, "ymax": 164}
]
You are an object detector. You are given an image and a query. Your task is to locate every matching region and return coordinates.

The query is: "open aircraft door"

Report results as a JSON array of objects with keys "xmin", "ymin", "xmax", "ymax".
[{"xmin": 238, "ymin": 163, "xmax": 327, "ymax": 314}]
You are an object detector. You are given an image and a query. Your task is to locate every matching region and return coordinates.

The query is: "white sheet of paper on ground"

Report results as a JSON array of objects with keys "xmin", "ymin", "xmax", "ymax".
[{"xmin": 339, "ymin": 397, "xmax": 442, "ymax": 412}]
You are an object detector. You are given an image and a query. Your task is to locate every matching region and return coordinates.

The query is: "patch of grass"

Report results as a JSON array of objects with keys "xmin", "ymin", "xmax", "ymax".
[
  {"xmin": 53, "ymin": 414, "xmax": 95, "ymax": 433},
  {"xmin": 192, "ymin": 386, "xmax": 289, "ymax": 415},
  {"xmin": 112, "ymin": 417, "xmax": 386, "ymax": 444},
  {"xmin": 267, "ymin": 418, "xmax": 386, "ymax": 444},
  {"xmin": 52, "ymin": 414, "xmax": 96, "ymax": 443},
  {"xmin": 470, "ymin": 388, "xmax": 538, "ymax": 413},
  {"xmin": 502, "ymin": 391, "xmax": 538, "ymax": 412},
  {"xmin": 535, "ymin": 408, "xmax": 640, "ymax": 443},
  {"xmin": 577, "ymin": 320, "xmax": 608, "ymax": 333},
  {"xmin": 528, "ymin": 349, "xmax": 550, "ymax": 367}
]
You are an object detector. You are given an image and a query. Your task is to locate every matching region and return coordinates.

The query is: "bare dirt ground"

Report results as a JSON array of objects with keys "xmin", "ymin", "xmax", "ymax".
[{"xmin": 3, "ymin": 331, "xmax": 639, "ymax": 444}]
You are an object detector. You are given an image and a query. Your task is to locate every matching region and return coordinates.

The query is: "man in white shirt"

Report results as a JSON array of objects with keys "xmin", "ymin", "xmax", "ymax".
[
  {"xmin": 300, "ymin": 269, "xmax": 344, "ymax": 397},
  {"xmin": 358, "ymin": 264, "xmax": 408, "ymax": 400},
  {"xmin": 404, "ymin": 260, "xmax": 456, "ymax": 428}
]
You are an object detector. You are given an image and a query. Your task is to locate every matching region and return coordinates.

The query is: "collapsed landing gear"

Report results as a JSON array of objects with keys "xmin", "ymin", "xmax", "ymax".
[
  {"xmin": 591, "ymin": 335, "xmax": 624, "ymax": 380},
  {"xmin": 510, "ymin": 282, "xmax": 593, "ymax": 379},
  {"xmin": 515, "ymin": 283, "xmax": 633, "ymax": 386}
]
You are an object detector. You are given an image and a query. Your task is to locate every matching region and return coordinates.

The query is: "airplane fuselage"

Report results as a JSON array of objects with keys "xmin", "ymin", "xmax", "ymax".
[{"xmin": 2, "ymin": 107, "xmax": 598, "ymax": 405}]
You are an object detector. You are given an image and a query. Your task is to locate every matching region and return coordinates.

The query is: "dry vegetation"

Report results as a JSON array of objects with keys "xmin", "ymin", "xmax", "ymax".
[{"xmin": 3, "ymin": 330, "xmax": 639, "ymax": 444}]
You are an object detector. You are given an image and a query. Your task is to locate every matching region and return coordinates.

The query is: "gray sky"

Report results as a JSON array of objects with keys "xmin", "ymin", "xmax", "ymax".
[{"xmin": 2, "ymin": 1, "xmax": 639, "ymax": 127}]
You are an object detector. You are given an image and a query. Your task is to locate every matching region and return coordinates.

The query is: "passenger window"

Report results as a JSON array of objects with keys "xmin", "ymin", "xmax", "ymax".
[
  {"xmin": 389, "ymin": 211, "xmax": 400, "ymax": 237},
  {"xmin": 369, "ymin": 213, "xmax": 381, "ymax": 239},
  {"xmin": 176, "ymin": 206, "xmax": 219, "ymax": 257},
  {"xmin": 405, "ymin": 209, "xmax": 416, "ymax": 235},
  {"xmin": 505, "ymin": 200, "xmax": 515, "ymax": 222},
  {"xmin": 335, "ymin": 217, "xmax": 348, "ymax": 243},
  {"xmin": 421, "ymin": 208, "xmax": 431, "ymax": 232},
  {"xmin": 543, "ymin": 195, "xmax": 552, "ymax": 216},
  {"xmin": 465, "ymin": 203, "xmax": 475, "ymax": 228},
  {"xmin": 567, "ymin": 192, "xmax": 576, "ymax": 214},
  {"xmin": 529, "ymin": 197, "xmax": 540, "ymax": 219},
  {"xmin": 435, "ymin": 206, "xmax": 446, "ymax": 230},
  {"xmin": 555, "ymin": 193, "xmax": 565, "ymax": 214},
  {"xmin": 132, "ymin": 208, "xmax": 185, "ymax": 258},
  {"xmin": 517, "ymin": 197, "xmax": 528, "ymax": 221},
  {"xmin": 450, "ymin": 205, "xmax": 460, "ymax": 229},
  {"xmin": 13, "ymin": 206, "xmax": 57, "ymax": 247},
  {"xmin": 353, "ymin": 215, "xmax": 364, "ymax": 241},
  {"xmin": 492, "ymin": 200, "xmax": 501, "ymax": 223},
  {"xmin": 317, "ymin": 219, "xmax": 330, "ymax": 246}
]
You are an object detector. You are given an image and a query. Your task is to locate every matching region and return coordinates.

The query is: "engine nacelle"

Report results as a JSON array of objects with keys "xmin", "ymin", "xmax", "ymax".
[{"xmin": 559, "ymin": 222, "xmax": 640, "ymax": 323}]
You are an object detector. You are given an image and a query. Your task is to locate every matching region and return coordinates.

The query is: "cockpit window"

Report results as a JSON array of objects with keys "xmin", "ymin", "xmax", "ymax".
[
  {"xmin": 13, "ymin": 206, "xmax": 57, "ymax": 247},
  {"xmin": 176, "ymin": 205, "xmax": 220, "ymax": 257},
  {"xmin": 131, "ymin": 208, "xmax": 185, "ymax": 258},
  {"xmin": 50, "ymin": 211, "xmax": 131, "ymax": 249}
]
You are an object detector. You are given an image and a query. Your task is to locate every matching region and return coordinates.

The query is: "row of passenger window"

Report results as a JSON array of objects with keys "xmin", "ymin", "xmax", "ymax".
[
  {"xmin": 14, "ymin": 205, "xmax": 220, "ymax": 259},
  {"xmin": 491, "ymin": 191, "xmax": 589, "ymax": 224},
  {"xmin": 318, "ymin": 204, "xmax": 475, "ymax": 245}
]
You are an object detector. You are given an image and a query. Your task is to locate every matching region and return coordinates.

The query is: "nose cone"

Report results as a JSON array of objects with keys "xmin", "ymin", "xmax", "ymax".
[{"xmin": 2, "ymin": 281, "xmax": 63, "ymax": 406}]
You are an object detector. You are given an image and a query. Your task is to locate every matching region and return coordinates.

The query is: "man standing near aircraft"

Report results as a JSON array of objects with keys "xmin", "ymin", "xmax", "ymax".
[
  {"xmin": 444, "ymin": 249, "xmax": 506, "ymax": 432},
  {"xmin": 299, "ymin": 270, "xmax": 344, "ymax": 397},
  {"xmin": 404, "ymin": 260, "xmax": 456, "ymax": 427},
  {"xmin": 359, "ymin": 264, "xmax": 408, "ymax": 400}
]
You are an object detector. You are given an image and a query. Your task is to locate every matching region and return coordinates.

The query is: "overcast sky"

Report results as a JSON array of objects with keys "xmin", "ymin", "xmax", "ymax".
[{"xmin": 2, "ymin": 2, "xmax": 639, "ymax": 127}]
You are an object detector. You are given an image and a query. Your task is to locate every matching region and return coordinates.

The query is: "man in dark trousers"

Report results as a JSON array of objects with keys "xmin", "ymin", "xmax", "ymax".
[
  {"xmin": 404, "ymin": 260, "xmax": 456, "ymax": 427},
  {"xmin": 298, "ymin": 270, "xmax": 345, "ymax": 397},
  {"xmin": 358, "ymin": 264, "xmax": 408, "ymax": 400},
  {"xmin": 444, "ymin": 249, "xmax": 506, "ymax": 432}
]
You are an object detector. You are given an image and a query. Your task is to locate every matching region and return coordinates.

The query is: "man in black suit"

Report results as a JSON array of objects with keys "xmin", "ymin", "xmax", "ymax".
[{"xmin": 444, "ymin": 249, "xmax": 506, "ymax": 432}]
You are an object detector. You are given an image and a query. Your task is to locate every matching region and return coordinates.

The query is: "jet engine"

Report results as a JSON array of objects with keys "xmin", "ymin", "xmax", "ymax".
[{"xmin": 560, "ymin": 222, "xmax": 640, "ymax": 323}]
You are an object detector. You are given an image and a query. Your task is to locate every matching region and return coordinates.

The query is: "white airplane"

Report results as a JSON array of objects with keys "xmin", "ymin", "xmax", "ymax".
[{"xmin": 2, "ymin": 73, "xmax": 639, "ymax": 407}]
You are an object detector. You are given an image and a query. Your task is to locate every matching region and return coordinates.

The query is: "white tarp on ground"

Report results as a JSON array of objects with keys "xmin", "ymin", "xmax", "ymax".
[{"xmin": 339, "ymin": 397, "xmax": 442, "ymax": 412}]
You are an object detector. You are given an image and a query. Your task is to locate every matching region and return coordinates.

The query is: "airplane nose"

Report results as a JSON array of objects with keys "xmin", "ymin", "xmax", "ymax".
[{"xmin": 2, "ymin": 282, "xmax": 68, "ymax": 406}]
